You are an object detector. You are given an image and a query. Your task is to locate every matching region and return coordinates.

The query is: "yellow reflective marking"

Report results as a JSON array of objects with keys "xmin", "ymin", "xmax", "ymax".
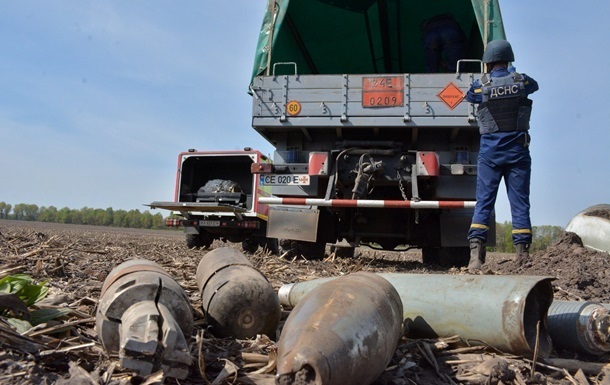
[
  {"xmin": 470, "ymin": 223, "xmax": 488, "ymax": 230},
  {"xmin": 474, "ymin": 88, "xmax": 482, "ymax": 93},
  {"xmin": 512, "ymin": 229, "xmax": 532, "ymax": 234}
]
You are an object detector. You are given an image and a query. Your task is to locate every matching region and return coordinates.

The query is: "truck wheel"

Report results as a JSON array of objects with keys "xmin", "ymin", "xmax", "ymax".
[
  {"xmin": 279, "ymin": 239, "xmax": 326, "ymax": 260},
  {"xmin": 241, "ymin": 239, "xmax": 259, "ymax": 253},
  {"xmin": 186, "ymin": 233, "xmax": 213, "ymax": 249},
  {"xmin": 329, "ymin": 245, "xmax": 356, "ymax": 258},
  {"xmin": 422, "ymin": 247, "xmax": 469, "ymax": 268},
  {"xmin": 260, "ymin": 238, "xmax": 279, "ymax": 255}
]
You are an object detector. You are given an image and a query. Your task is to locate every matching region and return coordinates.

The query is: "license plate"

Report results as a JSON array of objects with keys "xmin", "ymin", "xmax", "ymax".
[
  {"xmin": 260, "ymin": 174, "xmax": 310, "ymax": 186},
  {"xmin": 199, "ymin": 220, "xmax": 220, "ymax": 227}
]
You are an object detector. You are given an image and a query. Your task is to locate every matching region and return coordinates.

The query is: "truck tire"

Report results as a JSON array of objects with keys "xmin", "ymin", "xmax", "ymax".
[
  {"xmin": 260, "ymin": 238, "xmax": 280, "ymax": 255},
  {"xmin": 279, "ymin": 239, "xmax": 326, "ymax": 260},
  {"xmin": 422, "ymin": 247, "xmax": 469, "ymax": 268},
  {"xmin": 329, "ymin": 245, "xmax": 356, "ymax": 258},
  {"xmin": 186, "ymin": 233, "xmax": 213, "ymax": 250},
  {"xmin": 241, "ymin": 239, "xmax": 259, "ymax": 253}
]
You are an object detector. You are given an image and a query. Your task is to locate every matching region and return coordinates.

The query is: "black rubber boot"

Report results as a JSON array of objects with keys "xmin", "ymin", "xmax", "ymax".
[
  {"xmin": 468, "ymin": 238, "xmax": 486, "ymax": 273},
  {"xmin": 515, "ymin": 243, "xmax": 530, "ymax": 265}
]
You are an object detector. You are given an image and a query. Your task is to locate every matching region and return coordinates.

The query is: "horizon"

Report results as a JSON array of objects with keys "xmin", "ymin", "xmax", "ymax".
[{"xmin": 1, "ymin": 1, "xmax": 609, "ymax": 228}]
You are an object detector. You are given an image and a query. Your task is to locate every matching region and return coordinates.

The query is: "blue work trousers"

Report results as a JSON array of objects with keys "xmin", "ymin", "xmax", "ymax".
[
  {"xmin": 468, "ymin": 145, "xmax": 532, "ymax": 245},
  {"xmin": 423, "ymin": 22, "xmax": 466, "ymax": 73}
]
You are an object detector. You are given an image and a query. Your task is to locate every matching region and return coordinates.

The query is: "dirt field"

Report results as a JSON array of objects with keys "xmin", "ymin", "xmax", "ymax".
[{"xmin": 1, "ymin": 219, "xmax": 609, "ymax": 385}]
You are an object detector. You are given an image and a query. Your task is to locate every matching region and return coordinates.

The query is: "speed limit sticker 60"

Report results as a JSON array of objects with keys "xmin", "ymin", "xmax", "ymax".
[{"xmin": 286, "ymin": 100, "xmax": 302, "ymax": 116}]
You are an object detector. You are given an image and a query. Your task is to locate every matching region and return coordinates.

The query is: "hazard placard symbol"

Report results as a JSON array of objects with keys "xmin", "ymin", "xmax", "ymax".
[{"xmin": 437, "ymin": 82, "xmax": 465, "ymax": 110}]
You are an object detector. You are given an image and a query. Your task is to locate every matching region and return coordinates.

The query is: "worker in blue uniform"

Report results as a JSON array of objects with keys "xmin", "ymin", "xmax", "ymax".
[
  {"xmin": 422, "ymin": 13, "xmax": 467, "ymax": 73},
  {"xmin": 466, "ymin": 39, "xmax": 539, "ymax": 272}
]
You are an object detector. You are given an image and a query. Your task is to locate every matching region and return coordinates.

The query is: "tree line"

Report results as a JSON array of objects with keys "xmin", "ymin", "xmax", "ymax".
[
  {"xmin": 0, "ymin": 201, "xmax": 565, "ymax": 249},
  {"xmin": 492, "ymin": 221, "xmax": 564, "ymax": 253},
  {"xmin": 0, "ymin": 202, "xmax": 167, "ymax": 230}
]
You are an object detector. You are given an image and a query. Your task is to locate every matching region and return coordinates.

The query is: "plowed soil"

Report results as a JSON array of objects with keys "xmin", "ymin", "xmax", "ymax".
[{"xmin": 1, "ymin": 219, "xmax": 609, "ymax": 385}]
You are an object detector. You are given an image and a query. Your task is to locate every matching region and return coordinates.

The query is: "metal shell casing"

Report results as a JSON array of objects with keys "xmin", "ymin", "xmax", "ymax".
[
  {"xmin": 196, "ymin": 247, "xmax": 280, "ymax": 339},
  {"xmin": 96, "ymin": 259, "xmax": 193, "ymax": 379},
  {"xmin": 280, "ymin": 273, "xmax": 554, "ymax": 359},
  {"xmin": 548, "ymin": 301, "xmax": 610, "ymax": 355},
  {"xmin": 276, "ymin": 272, "xmax": 404, "ymax": 385}
]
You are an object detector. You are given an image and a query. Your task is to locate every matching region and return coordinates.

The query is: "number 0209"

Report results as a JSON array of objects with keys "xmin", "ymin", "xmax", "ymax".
[{"xmin": 368, "ymin": 96, "xmax": 399, "ymax": 106}]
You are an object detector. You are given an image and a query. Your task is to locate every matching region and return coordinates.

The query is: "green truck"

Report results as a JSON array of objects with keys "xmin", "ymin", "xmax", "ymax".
[{"xmin": 248, "ymin": 0, "xmax": 504, "ymax": 265}]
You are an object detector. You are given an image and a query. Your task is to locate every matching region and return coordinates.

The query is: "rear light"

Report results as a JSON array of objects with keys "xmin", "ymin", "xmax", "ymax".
[
  {"xmin": 251, "ymin": 163, "xmax": 273, "ymax": 174},
  {"xmin": 165, "ymin": 218, "xmax": 182, "ymax": 227},
  {"xmin": 416, "ymin": 152, "xmax": 439, "ymax": 176},
  {"xmin": 237, "ymin": 221, "xmax": 259, "ymax": 229},
  {"xmin": 309, "ymin": 152, "xmax": 329, "ymax": 175}
]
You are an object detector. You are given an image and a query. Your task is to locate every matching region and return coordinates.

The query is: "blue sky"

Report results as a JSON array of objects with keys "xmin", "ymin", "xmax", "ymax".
[{"xmin": 1, "ymin": 1, "xmax": 608, "ymax": 228}]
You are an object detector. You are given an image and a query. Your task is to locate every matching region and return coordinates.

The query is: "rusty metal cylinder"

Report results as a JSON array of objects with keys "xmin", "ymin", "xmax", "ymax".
[
  {"xmin": 196, "ymin": 247, "xmax": 280, "ymax": 339},
  {"xmin": 547, "ymin": 301, "xmax": 610, "ymax": 355},
  {"xmin": 279, "ymin": 273, "xmax": 554, "ymax": 359},
  {"xmin": 276, "ymin": 272, "xmax": 403, "ymax": 385},
  {"xmin": 96, "ymin": 259, "xmax": 193, "ymax": 379}
]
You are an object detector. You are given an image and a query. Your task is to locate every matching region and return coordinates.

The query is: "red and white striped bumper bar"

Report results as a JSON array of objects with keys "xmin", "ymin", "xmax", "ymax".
[{"xmin": 258, "ymin": 197, "xmax": 475, "ymax": 209}]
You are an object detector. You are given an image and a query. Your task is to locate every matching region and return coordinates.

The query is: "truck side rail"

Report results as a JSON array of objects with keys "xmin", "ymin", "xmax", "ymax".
[{"xmin": 251, "ymin": 73, "xmax": 482, "ymax": 130}]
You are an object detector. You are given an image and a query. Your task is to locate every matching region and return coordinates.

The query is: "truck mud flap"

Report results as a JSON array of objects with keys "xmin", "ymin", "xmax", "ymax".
[{"xmin": 267, "ymin": 206, "xmax": 319, "ymax": 243}]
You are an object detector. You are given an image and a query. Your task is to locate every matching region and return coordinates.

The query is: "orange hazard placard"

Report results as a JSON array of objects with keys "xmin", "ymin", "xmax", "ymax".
[
  {"xmin": 437, "ymin": 82, "xmax": 465, "ymax": 110},
  {"xmin": 362, "ymin": 76, "xmax": 403, "ymax": 108}
]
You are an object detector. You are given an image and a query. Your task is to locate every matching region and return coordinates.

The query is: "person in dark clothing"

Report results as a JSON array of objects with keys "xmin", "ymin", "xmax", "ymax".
[
  {"xmin": 466, "ymin": 39, "xmax": 539, "ymax": 272},
  {"xmin": 422, "ymin": 13, "xmax": 467, "ymax": 73}
]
